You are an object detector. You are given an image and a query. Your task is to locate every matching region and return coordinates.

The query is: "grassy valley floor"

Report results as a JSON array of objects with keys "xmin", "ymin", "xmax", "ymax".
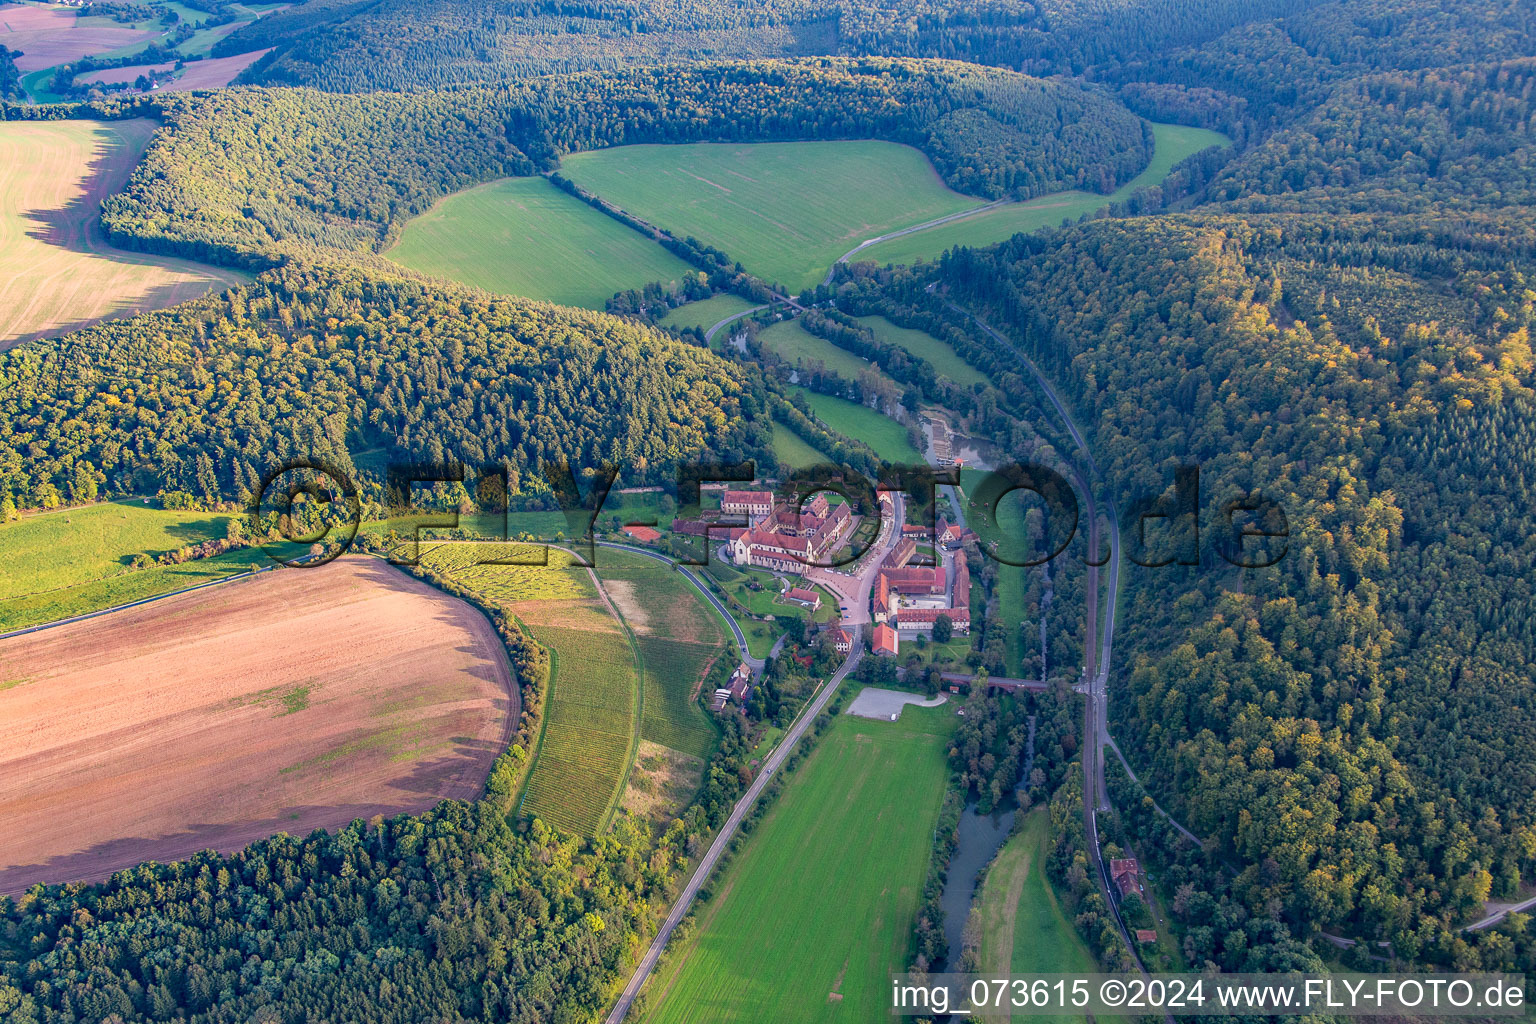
[{"xmin": 639, "ymin": 696, "xmax": 957, "ymax": 1023}]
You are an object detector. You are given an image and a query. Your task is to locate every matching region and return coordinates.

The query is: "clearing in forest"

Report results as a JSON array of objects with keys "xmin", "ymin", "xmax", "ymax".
[
  {"xmin": 559, "ymin": 140, "xmax": 981, "ymax": 293},
  {"xmin": 855, "ymin": 315, "xmax": 988, "ymax": 388},
  {"xmin": 385, "ymin": 175, "xmax": 697, "ymax": 309},
  {"xmin": 0, "ymin": 119, "xmax": 243, "ymax": 348},
  {"xmin": 641, "ymin": 699, "xmax": 956, "ymax": 1023},
  {"xmin": 659, "ymin": 293, "xmax": 760, "ymax": 339},
  {"xmin": 0, "ymin": 557, "xmax": 515, "ymax": 896},
  {"xmin": 757, "ymin": 318, "xmax": 892, "ymax": 386}
]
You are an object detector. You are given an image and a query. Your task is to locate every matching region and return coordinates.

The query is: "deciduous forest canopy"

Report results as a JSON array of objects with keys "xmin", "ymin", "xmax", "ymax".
[{"xmin": 3, "ymin": 0, "xmax": 1536, "ymax": 1020}]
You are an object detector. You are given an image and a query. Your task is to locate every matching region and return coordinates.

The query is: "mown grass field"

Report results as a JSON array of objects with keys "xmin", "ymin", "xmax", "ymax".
[
  {"xmin": 977, "ymin": 809, "xmax": 1098, "ymax": 1024},
  {"xmin": 0, "ymin": 501, "xmax": 234, "ymax": 603},
  {"xmin": 795, "ymin": 388, "xmax": 924, "ymax": 464},
  {"xmin": 771, "ymin": 422, "xmax": 832, "ymax": 469},
  {"xmin": 0, "ymin": 547, "xmax": 281, "ymax": 632},
  {"xmin": 386, "ymin": 176, "xmax": 696, "ymax": 308},
  {"xmin": 560, "ymin": 141, "xmax": 981, "ymax": 292},
  {"xmin": 0, "ymin": 119, "xmax": 242, "ymax": 348},
  {"xmin": 862, "ymin": 123, "xmax": 1231, "ymax": 266},
  {"xmin": 634, "ymin": 636, "xmax": 720, "ymax": 758},
  {"xmin": 757, "ymin": 317, "xmax": 890, "ymax": 384},
  {"xmin": 413, "ymin": 542, "xmax": 639, "ymax": 835},
  {"xmin": 0, "ymin": 501, "xmax": 265, "ymax": 631},
  {"xmin": 641, "ymin": 698, "xmax": 956, "ymax": 1022},
  {"xmin": 598, "ymin": 548, "xmax": 726, "ymax": 759},
  {"xmin": 961, "ymin": 469, "xmax": 1036, "ymax": 676},
  {"xmin": 856, "ymin": 315, "xmax": 988, "ymax": 388},
  {"xmin": 659, "ymin": 293, "xmax": 759, "ymax": 336},
  {"xmin": 518, "ymin": 618, "xmax": 639, "ymax": 834}
]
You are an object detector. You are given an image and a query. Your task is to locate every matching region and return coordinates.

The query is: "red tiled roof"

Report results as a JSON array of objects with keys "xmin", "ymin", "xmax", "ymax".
[
  {"xmin": 722, "ymin": 489, "xmax": 774, "ymax": 507},
  {"xmin": 883, "ymin": 566, "xmax": 945, "ymax": 594},
  {"xmin": 785, "ymin": 587, "xmax": 819, "ymax": 604},
  {"xmin": 873, "ymin": 623, "xmax": 898, "ymax": 655},
  {"xmin": 897, "ymin": 607, "xmax": 970, "ymax": 624}
]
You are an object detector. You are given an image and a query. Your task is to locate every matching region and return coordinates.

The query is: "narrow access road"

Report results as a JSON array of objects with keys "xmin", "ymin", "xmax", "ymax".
[
  {"xmin": 703, "ymin": 304, "xmax": 769, "ymax": 345},
  {"xmin": 1465, "ymin": 894, "xmax": 1536, "ymax": 932},
  {"xmin": 821, "ymin": 199, "xmax": 1014, "ymax": 288},
  {"xmin": 594, "ymin": 540, "xmax": 761, "ymax": 670},
  {"xmin": 605, "ymin": 626, "xmax": 864, "ymax": 1023}
]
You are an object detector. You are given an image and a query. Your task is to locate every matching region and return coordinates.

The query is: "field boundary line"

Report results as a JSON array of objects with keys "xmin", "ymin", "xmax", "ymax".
[
  {"xmin": 0, "ymin": 562, "xmax": 282, "ymax": 641},
  {"xmin": 513, "ymin": 624, "xmax": 559, "ymax": 821}
]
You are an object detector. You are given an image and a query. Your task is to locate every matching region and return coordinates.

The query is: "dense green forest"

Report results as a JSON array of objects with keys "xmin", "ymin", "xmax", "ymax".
[
  {"xmin": 0, "ymin": 262, "xmax": 765, "ymax": 506},
  {"xmin": 80, "ymin": 59, "xmax": 1147, "ymax": 267},
  {"xmin": 4, "ymin": 0, "xmax": 1536, "ymax": 1016},
  {"xmin": 932, "ymin": 207, "xmax": 1535, "ymax": 961}
]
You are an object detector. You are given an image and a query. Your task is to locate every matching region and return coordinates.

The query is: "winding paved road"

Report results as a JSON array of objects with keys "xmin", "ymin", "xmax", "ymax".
[{"xmin": 944, "ymin": 300, "xmax": 1147, "ymax": 969}]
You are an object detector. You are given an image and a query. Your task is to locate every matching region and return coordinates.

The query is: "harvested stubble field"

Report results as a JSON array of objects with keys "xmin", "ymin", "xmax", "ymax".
[
  {"xmin": 599, "ymin": 550, "xmax": 726, "ymax": 757},
  {"xmin": 0, "ymin": 118, "xmax": 243, "ymax": 348},
  {"xmin": 0, "ymin": 557, "xmax": 515, "ymax": 896},
  {"xmin": 416, "ymin": 542, "xmax": 596, "ymax": 603}
]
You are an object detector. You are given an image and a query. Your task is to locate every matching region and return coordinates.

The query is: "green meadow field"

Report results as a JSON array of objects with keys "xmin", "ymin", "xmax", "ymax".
[
  {"xmin": 640, "ymin": 698, "xmax": 956, "ymax": 1023},
  {"xmin": 659, "ymin": 293, "xmax": 760, "ymax": 337},
  {"xmin": 795, "ymin": 388, "xmax": 923, "ymax": 464},
  {"xmin": 771, "ymin": 422, "xmax": 832, "ymax": 470},
  {"xmin": 757, "ymin": 317, "xmax": 889, "ymax": 383},
  {"xmin": 0, "ymin": 502, "xmax": 261, "ymax": 631},
  {"xmin": 0, "ymin": 501, "xmax": 234, "ymax": 602},
  {"xmin": 856, "ymin": 315, "xmax": 987, "ymax": 388},
  {"xmin": 560, "ymin": 141, "xmax": 981, "ymax": 292},
  {"xmin": 596, "ymin": 547, "xmax": 726, "ymax": 759},
  {"xmin": 386, "ymin": 176, "xmax": 696, "ymax": 308},
  {"xmin": 977, "ymin": 809, "xmax": 1098, "ymax": 1024},
  {"xmin": 861, "ymin": 123, "xmax": 1230, "ymax": 266}
]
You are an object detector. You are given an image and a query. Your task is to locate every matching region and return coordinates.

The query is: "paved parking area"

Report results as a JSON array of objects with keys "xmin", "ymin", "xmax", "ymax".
[{"xmin": 845, "ymin": 686, "xmax": 948, "ymax": 720}]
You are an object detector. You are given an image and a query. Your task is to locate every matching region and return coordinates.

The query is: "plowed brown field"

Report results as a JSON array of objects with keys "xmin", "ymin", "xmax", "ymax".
[
  {"xmin": 0, "ymin": 5, "xmax": 154, "ymax": 71},
  {"xmin": 74, "ymin": 47, "xmax": 273, "ymax": 90},
  {"xmin": 0, "ymin": 557, "xmax": 516, "ymax": 895}
]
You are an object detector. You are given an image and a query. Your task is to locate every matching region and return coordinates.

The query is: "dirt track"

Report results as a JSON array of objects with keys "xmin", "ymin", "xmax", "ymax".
[{"xmin": 0, "ymin": 557, "xmax": 516, "ymax": 895}]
